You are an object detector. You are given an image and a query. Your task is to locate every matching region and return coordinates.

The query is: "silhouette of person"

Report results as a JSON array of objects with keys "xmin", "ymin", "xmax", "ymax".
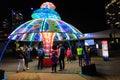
[
  {"xmin": 58, "ymin": 44, "xmax": 66, "ymax": 71},
  {"xmin": 37, "ymin": 46, "xmax": 45, "ymax": 69},
  {"xmin": 77, "ymin": 46, "xmax": 83, "ymax": 66},
  {"xmin": 16, "ymin": 47, "xmax": 26, "ymax": 73},
  {"xmin": 66, "ymin": 47, "xmax": 72, "ymax": 63},
  {"xmin": 51, "ymin": 52, "xmax": 58, "ymax": 73}
]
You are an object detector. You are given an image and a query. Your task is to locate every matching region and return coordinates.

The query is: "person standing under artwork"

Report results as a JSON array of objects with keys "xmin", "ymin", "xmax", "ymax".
[
  {"xmin": 77, "ymin": 46, "xmax": 83, "ymax": 67},
  {"xmin": 58, "ymin": 44, "xmax": 66, "ymax": 71},
  {"xmin": 16, "ymin": 47, "xmax": 26, "ymax": 73},
  {"xmin": 37, "ymin": 46, "xmax": 45, "ymax": 69},
  {"xmin": 86, "ymin": 46, "xmax": 92, "ymax": 64},
  {"xmin": 51, "ymin": 52, "xmax": 58, "ymax": 73},
  {"xmin": 23, "ymin": 45, "xmax": 30, "ymax": 70},
  {"xmin": 66, "ymin": 47, "xmax": 72, "ymax": 63}
]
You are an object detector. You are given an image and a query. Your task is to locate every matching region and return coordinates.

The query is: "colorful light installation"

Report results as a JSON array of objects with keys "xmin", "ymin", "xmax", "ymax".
[
  {"xmin": 8, "ymin": 19, "xmax": 82, "ymax": 41},
  {"xmin": 8, "ymin": 2, "xmax": 83, "ymax": 56}
]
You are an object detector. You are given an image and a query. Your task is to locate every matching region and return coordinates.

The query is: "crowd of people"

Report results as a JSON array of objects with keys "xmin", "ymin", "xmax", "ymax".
[{"xmin": 15, "ymin": 43, "xmax": 92, "ymax": 73}]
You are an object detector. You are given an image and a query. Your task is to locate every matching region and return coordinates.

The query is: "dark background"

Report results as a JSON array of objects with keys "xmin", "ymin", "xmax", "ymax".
[{"xmin": 0, "ymin": 0, "xmax": 109, "ymax": 33}]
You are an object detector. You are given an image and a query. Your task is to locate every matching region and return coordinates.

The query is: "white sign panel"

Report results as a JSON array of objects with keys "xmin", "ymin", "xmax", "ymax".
[{"xmin": 102, "ymin": 41, "xmax": 109, "ymax": 60}]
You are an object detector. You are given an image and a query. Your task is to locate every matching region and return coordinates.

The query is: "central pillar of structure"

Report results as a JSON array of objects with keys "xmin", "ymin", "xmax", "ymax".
[{"xmin": 40, "ymin": 32, "xmax": 56, "ymax": 67}]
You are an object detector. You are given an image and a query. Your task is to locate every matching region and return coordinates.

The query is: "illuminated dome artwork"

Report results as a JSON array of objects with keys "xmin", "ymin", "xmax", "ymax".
[
  {"xmin": 8, "ymin": 2, "xmax": 83, "ymax": 56},
  {"xmin": 8, "ymin": 19, "xmax": 82, "ymax": 41}
]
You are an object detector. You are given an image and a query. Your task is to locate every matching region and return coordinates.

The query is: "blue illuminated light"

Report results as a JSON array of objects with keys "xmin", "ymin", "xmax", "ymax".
[{"xmin": 31, "ymin": 8, "xmax": 61, "ymax": 20}]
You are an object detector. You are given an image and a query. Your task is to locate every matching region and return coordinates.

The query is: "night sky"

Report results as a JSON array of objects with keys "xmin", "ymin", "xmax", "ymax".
[{"xmin": 0, "ymin": 0, "xmax": 108, "ymax": 33}]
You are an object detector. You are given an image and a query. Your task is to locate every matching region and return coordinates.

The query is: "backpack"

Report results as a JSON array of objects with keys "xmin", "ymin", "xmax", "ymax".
[
  {"xmin": 38, "ymin": 49, "xmax": 43, "ymax": 57},
  {"xmin": 51, "ymin": 56, "xmax": 58, "ymax": 63}
]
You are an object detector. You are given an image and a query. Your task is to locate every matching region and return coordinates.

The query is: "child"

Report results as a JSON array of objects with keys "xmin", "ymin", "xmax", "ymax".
[{"xmin": 51, "ymin": 53, "xmax": 58, "ymax": 73}]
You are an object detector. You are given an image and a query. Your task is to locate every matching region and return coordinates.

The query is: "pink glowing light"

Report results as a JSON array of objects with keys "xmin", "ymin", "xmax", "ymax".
[{"xmin": 40, "ymin": 2, "xmax": 56, "ymax": 9}]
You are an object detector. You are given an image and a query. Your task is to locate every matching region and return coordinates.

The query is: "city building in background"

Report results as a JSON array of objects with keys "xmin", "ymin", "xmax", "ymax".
[
  {"xmin": 0, "ymin": 10, "xmax": 24, "ymax": 41},
  {"xmin": 105, "ymin": 0, "xmax": 120, "ymax": 44},
  {"xmin": 105, "ymin": 0, "xmax": 120, "ymax": 29},
  {"xmin": 11, "ymin": 10, "xmax": 24, "ymax": 30}
]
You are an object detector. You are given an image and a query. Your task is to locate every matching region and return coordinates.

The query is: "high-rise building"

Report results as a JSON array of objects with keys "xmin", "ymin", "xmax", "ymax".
[
  {"xmin": 105, "ymin": 0, "xmax": 120, "ymax": 29},
  {"xmin": 11, "ymin": 10, "xmax": 24, "ymax": 30}
]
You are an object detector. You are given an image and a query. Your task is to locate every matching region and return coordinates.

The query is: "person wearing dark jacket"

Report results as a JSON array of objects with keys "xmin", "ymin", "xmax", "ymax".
[
  {"xmin": 16, "ymin": 47, "xmax": 26, "ymax": 73},
  {"xmin": 58, "ymin": 44, "xmax": 66, "ymax": 71},
  {"xmin": 37, "ymin": 47, "xmax": 45, "ymax": 69},
  {"xmin": 23, "ymin": 46, "xmax": 29, "ymax": 70}
]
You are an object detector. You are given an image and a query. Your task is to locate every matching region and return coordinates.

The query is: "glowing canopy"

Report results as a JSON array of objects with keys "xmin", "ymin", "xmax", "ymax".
[
  {"xmin": 8, "ymin": 2, "xmax": 83, "ymax": 41},
  {"xmin": 8, "ymin": 18, "xmax": 82, "ymax": 41}
]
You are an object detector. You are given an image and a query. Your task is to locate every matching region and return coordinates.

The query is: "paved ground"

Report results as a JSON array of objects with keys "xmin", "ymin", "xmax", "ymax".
[{"xmin": 0, "ymin": 55, "xmax": 120, "ymax": 80}]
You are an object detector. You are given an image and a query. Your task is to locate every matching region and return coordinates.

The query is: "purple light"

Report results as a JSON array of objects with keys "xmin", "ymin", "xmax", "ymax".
[
  {"xmin": 30, "ymin": 7, "xmax": 34, "ymax": 11},
  {"xmin": 11, "ymin": 10, "xmax": 15, "ymax": 15}
]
